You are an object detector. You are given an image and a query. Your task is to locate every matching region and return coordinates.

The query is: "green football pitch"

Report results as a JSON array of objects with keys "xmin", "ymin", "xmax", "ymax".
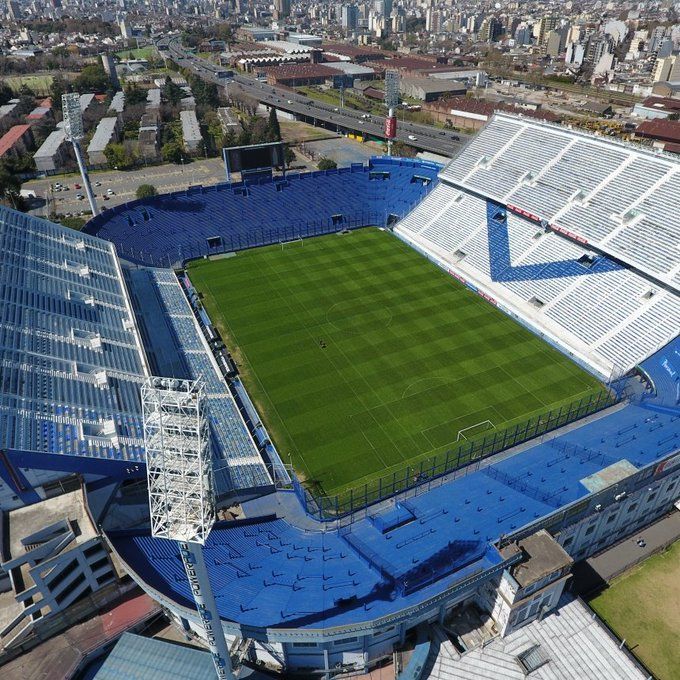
[{"xmin": 188, "ymin": 228, "xmax": 603, "ymax": 495}]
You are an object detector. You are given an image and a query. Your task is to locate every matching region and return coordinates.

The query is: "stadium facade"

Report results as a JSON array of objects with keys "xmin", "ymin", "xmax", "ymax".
[{"xmin": 0, "ymin": 118, "xmax": 678, "ymax": 676}]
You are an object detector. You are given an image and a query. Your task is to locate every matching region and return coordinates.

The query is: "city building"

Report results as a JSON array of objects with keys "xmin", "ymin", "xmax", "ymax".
[
  {"xmin": 0, "ymin": 124, "xmax": 34, "ymax": 159},
  {"xmin": 33, "ymin": 127, "xmax": 69, "ymax": 173},
  {"xmin": 86, "ymin": 116, "xmax": 121, "ymax": 166},
  {"xmin": 179, "ymin": 109, "xmax": 202, "ymax": 153}
]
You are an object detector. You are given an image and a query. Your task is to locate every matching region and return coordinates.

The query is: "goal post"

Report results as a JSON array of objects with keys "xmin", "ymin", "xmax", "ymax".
[{"xmin": 456, "ymin": 419, "xmax": 495, "ymax": 442}]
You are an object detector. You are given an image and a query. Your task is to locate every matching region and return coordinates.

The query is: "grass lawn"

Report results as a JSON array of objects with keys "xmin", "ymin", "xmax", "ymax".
[
  {"xmin": 188, "ymin": 228, "xmax": 602, "ymax": 495},
  {"xmin": 115, "ymin": 46, "xmax": 158, "ymax": 60},
  {"xmin": 5, "ymin": 74, "xmax": 55, "ymax": 95},
  {"xmin": 280, "ymin": 120, "xmax": 338, "ymax": 144},
  {"xmin": 589, "ymin": 540, "xmax": 680, "ymax": 680}
]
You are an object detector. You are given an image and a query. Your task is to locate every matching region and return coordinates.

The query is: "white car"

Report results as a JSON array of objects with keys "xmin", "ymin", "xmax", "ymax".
[
  {"xmin": 408, "ymin": 134, "xmax": 417, "ymax": 141},
  {"xmin": 287, "ymin": 99, "xmax": 293, "ymax": 104},
  {"xmin": 107, "ymin": 189, "xmax": 115, "ymax": 195}
]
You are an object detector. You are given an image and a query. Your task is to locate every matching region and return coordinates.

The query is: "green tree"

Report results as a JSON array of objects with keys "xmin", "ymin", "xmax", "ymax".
[
  {"xmin": 284, "ymin": 146, "xmax": 295, "ymax": 167},
  {"xmin": 124, "ymin": 83, "xmax": 148, "ymax": 106},
  {"xmin": 49, "ymin": 76, "xmax": 68, "ymax": 110},
  {"xmin": 74, "ymin": 63, "xmax": 110, "ymax": 93},
  {"xmin": 161, "ymin": 139, "xmax": 185, "ymax": 164},
  {"xmin": 0, "ymin": 161, "xmax": 21, "ymax": 207},
  {"xmin": 268, "ymin": 107, "xmax": 281, "ymax": 141},
  {"xmin": 136, "ymin": 183, "xmax": 158, "ymax": 199},
  {"xmin": 0, "ymin": 80, "xmax": 13, "ymax": 106},
  {"xmin": 103, "ymin": 142, "xmax": 137, "ymax": 170},
  {"xmin": 162, "ymin": 76, "xmax": 184, "ymax": 106},
  {"xmin": 317, "ymin": 157, "xmax": 337, "ymax": 170}
]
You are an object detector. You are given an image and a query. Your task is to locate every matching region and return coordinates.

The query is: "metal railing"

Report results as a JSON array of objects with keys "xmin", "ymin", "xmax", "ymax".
[{"xmin": 294, "ymin": 387, "xmax": 619, "ymax": 521}]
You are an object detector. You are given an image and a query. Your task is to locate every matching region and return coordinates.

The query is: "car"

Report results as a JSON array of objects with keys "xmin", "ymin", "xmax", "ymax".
[
  {"xmin": 74, "ymin": 183, "xmax": 81, "ymax": 189},
  {"xmin": 439, "ymin": 131, "xmax": 445, "ymax": 135},
  {"xmin": 62, "ymin": 186, "xmax": 69, "ymax": 191},
  {"xmin": 452, "ymin": 134, "xmax": 460, "ymax": 141},
  {"xmin": 76, "ymin": 194, "xmax": 84, "ymax": 200},
  {"xmin": 95, "ymin": 181, "xmax": 101, "ymax": 187},
  {"xmin": 361, "ymin": 114, "xmax": 370, "ymax": 119},
  {"xmin": 333, "ymin": 107, "xmax": 339, "ymax": 112},
  {"xmin": 103, "ymin": 195, "xmax": 110, "ymax": 201},
  {"xmin": 107, "ymin": 189, "xmax": 115, "ymax": 195},
  {"xmin": 287, "ymin": 100, "xmax": 293, "ymax": 104},
  {"xmin": 408, "ymin": 134, "xmax": 417, "ymax": 141}
]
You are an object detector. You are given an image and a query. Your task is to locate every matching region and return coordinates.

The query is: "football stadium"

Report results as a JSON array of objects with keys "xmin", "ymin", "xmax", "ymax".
[{"xmin": 1, "ymin": 113, "xmax": 679, "ymax": 678}]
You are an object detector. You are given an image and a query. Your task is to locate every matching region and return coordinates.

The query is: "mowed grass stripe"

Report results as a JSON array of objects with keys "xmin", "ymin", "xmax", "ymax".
[{"xmin": 188, "ymin": 228, "xmax": 603, "ymax": 495}]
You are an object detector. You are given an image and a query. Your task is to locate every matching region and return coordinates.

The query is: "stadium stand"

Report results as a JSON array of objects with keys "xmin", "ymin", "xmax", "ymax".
[
  {"xmin": 84, "ymin": 158, "xmax": 441, "ymax": 265},
  {"xmin": 0, "ymin": 206, "xmax": 272, "ymax": 506},
  {"xmin": 125, "ymin": 268, "xmax": 272, "ymax": 491},
  {"xmin": 2, "ymin": 123, "xmax": 679, "ymax": 676},
  {"xmin": 440, "ymin": 114, "xmax": 680, "ymax": 288},
  {"xmin": 107, "ymin": 337, "xmax": 680, "ymax": 631},
  {"xmin": 396, "ymin": 115, "xmax": 680, "ymax": 377}
]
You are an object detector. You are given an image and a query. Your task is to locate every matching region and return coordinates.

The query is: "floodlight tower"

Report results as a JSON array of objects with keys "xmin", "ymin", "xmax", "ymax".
[
  {"xmin": 142, "ymin": 377, "xmax": 234, "ymax": 680},
  {"xmin": 384, "ymin": 70, "xmax": 400, "ymax": 156},
  {"xmin": 61, "ymin": 92, "xmax": 99, "ymax": 217}
]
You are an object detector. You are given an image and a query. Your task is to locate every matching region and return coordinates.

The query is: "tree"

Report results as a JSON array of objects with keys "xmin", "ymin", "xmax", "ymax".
[
  {"xmin": 162, "ymin": 139, "xmax": 185, "ymax": 164},
  {"xmin": 0, "ymin": 80, "xmax": 13, "ymax": 106},
  {"xmin": 284, "ymin": 146, "xmax": 295, "ymax": 168},
  {"xmin": 162, "ymin": 75, "xmax": 184, "ymax": 106},
  {"xmin": 317, "ymin": 157, "xmax": 337, "ymax": 170},
  {"xmin": 0, "ymin": 161, "xmax": 20, "ymax": 199},
  {"xmin": 49, "ymin": 76, "xmax": 68, "ymax": 110},
  {"xmin": 74, "ymin": 63, "xmax": 110, "ymax": 93},
  {"xmin": 136, "ymin": 184, "xmax": 157, "ymax": 199},
  {"xmin": 103, "ymin": 142, "xmax": 137, "ymax": 170},
  {"xmin": 124, "ymin": 83, "xmax": 148, "ymax": 106},
  {"xmin": 268, "ymin": 107, "xmax": 281, "ymax": 141}
]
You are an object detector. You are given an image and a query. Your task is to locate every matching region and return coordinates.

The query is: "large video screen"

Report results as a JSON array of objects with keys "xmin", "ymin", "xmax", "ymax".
[{"xmin": 224, "ymin": 142, "xmax": 285, "ymax": 175}]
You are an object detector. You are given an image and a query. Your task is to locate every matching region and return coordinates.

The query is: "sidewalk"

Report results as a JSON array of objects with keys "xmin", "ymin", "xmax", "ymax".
[{"xmin": 572, "ymin": 511, "xmax": 680, "ymax": 595}]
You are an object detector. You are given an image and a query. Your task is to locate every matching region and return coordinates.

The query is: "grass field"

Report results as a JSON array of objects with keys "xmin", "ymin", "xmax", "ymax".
[
  {"xmin": 589, "ymin": 541, "xmax": 680, "ymax": 680},
  {"xmin": 188, "ymin": 228, "xmax": 603, "ymax": 495}
]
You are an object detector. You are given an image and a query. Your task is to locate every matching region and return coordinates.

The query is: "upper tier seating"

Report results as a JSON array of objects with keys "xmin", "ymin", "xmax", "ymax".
[{"xmin": 440, "ymin": 114, "xmax": 680, "ymax": 289}]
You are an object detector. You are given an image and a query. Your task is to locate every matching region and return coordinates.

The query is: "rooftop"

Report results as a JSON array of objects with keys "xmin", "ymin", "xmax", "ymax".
[
  {"xmin": 0, "ymin": 124, "xmax": 31, "ymax": 156},
  {"xmin": 87, "ymin": 116, "xmax": 119, "ymax": 153},
  {"xmin": 501, "ymin": 529, "xmax": 572, "ymax": 588},
  {"xmin": 429, "ymin": 595, "xmax": 647, "ymax": 679},
  {"xmin": 635, "ymin": 118, "xmax": 680, "ymax": 143},
  {"xmin": 33, "ymin": 127, "xmax": 66, "ymax": 158}
]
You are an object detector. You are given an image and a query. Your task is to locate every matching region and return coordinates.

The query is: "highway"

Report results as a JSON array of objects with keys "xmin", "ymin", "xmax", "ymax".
[{"xmin": 162, "ymin": 37, "xmax": 469, "ymax": 158}]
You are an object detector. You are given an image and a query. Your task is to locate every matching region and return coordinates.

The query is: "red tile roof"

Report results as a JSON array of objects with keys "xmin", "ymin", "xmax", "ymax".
[
  {"xmin": 0, "ymin": 124, "xmax": 31, "ymax": 156},
  {"xmin": 640, "ymin": 96, "xmax": 680, "ymax": 112},
  {"xmin": 635, "ymin": 119, "xmax": 680, "ymax": 143}
]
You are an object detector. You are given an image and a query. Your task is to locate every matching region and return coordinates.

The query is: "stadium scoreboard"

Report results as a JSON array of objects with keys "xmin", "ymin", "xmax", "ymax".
[{"xmin": 223, "ymin": 141, "xmax": 286, "ymax": 182}]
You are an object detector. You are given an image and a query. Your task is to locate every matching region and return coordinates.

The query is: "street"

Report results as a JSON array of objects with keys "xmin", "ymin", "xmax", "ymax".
[{"xmin": 164, "ymin": 37, "xmax": 470, "ymax": 158}]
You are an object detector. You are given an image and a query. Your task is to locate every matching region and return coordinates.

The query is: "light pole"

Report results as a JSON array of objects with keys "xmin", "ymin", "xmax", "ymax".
[{"xmin": 62, "ymin": 92, "xmax": 98, "ymax": 217}]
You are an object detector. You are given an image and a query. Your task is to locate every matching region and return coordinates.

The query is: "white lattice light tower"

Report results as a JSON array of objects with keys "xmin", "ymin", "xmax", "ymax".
[
  {"xmin": 62, "ymin": 92, "xmax": 99, "ymax": 217},
  {"xmin": 142, "ymin": 377, "xmax": 234, "ymax": 680},
  {"xmin": 384, "ymin": 70, "xmax": 400, "ymax": 157}
]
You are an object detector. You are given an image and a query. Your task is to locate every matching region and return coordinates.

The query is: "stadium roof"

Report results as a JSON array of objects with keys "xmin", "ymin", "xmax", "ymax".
[
  {"xmin": 94, "ymin": 633, "xmax": 216, "ymax": 680},
  {"xmin": 430, "ymin": 595, "xmax": 648, "ymax": 679}
]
